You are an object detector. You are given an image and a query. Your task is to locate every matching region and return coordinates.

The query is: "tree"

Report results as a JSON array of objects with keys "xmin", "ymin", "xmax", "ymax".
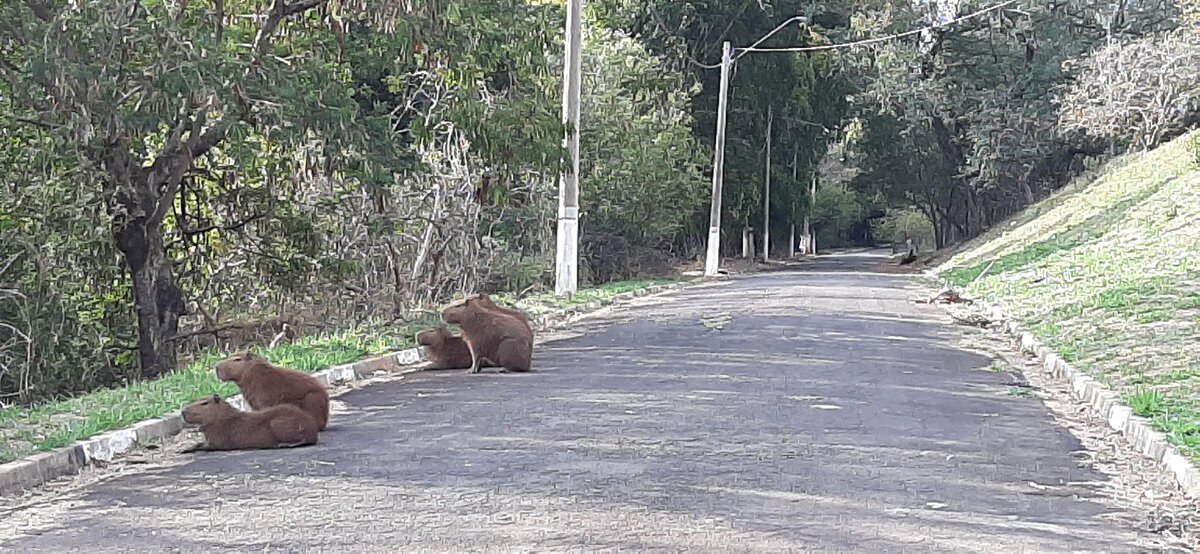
[{"xmin": 0, "ymin": 0, "xmax": 352, "ymax": 377}]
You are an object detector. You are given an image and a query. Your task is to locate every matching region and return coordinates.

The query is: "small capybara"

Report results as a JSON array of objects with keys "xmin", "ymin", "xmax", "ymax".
[
  {"xmin": 215, "ymin": 351, "xmax": 330, "ymax": 431},
  {"xmin": 181, "ymin": 394, "xmax": 318, "ymax": 451},
  {"xmin": 473, "ymin": 294, "xmax": 533, "ymax": 331},
  {"xmin": 416, "ymin": 325, "xmax": 494, "ymax": 370},
  {"xmin": 441, "ymin": 296, "xmax": 533, "ymax": 373}
]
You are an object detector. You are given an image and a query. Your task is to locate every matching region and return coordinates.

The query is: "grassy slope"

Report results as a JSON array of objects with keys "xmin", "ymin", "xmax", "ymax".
[
  {"xmin": 0, "ymin": 277, "xmax": 685, "ymax": 463},
  {"xmin": 936, "ymin": 130, "xmax": 1200, "ymax": 461}
]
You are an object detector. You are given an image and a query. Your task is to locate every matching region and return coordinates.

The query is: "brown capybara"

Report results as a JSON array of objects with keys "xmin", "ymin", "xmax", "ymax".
[
  {"xmin": 441, "ymin": 296, "xmax": 533, "ymax": 373},
  {"xmin": 416, "ymin": 325, "xmax": 495, "ymax": 370},
  {"xmin": 181, "ymin": 394, "xmax": 318, "ymax": 451},
  {"xmin": 215, "ymin": 351, "xmax": 330, "ymax": 431},
  {"xmin": 473, "ymin": 294, "xmax": 533, "ymax": 331}
]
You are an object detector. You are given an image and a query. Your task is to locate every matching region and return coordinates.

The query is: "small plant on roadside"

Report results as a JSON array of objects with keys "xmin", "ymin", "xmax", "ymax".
[{"xmin": 1127, "ymin": 387, "xmax": 1167, "ymax": 417}]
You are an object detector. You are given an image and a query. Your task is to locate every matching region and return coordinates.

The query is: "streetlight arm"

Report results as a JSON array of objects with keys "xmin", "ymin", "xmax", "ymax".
[{"xmin": 737, "ymin": 15, "xmax": 808, "ymax": 60}]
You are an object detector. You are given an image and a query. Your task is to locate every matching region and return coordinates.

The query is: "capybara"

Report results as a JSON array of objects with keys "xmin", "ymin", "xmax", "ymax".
[
  {"xmin": 441, "ymin": 296, "xmax": 533, "ymax": 373},
  {"xmin": 181, "ymin": 394, "xmax": 318, "ymax": 451},
  {"xmin": 416, "ymin": 325, "xmax": 494, "ymax": 370},
  {"xmin": 215, "ymin": 351, "xmax": 330, "ymax": 431},
  {"xmin": 473, "ymin": 294, "xmax": 533, "ymax": 331}
]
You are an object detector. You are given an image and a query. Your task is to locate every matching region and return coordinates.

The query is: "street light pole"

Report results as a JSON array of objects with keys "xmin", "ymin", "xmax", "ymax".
[
  {"xmin": 704, "ymin": 17, "xmax": 805, "ymax": 276},
  {"xmin": 762, "ymin": 104, "xmax": 772, "ymax": 262},
  {"xmin": 555, "ymin": 0, "xmax": 583, "ymax": 296},
  {"xmin": 703, "ymin": 41, "xmax": 732, "ymax": 277}
]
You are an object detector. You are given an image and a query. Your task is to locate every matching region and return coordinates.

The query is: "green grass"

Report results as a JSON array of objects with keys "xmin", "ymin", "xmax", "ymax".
[
  {"xmin": 936, "ymin": 129, "xmax": 1200, "ymax": 462},
  {"xmin": 0, "ymin": 277, "xmax": 684, "ymax": 464},
  {"xmin": 1128, "ymin": 388, "xmax": 1168, "ymax": 417}
]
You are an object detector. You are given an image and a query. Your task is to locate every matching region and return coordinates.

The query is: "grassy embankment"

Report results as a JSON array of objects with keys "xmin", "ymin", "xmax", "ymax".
[
  {"xmin": 936, "ymin": 130, "xmax": 1200, "ymax": 461},
  {"xmin": 0, "ymin": 277, "xmax": 683, "ymax": 463}
]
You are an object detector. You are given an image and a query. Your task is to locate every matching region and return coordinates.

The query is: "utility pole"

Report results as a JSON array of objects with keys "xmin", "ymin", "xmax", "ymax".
[
  {"xmin": 790, "ymin": 149, "xmax": 798, "ymax": 258},
  {"xmin": 762, "ymin": 105, "xmax": 772, "ymax": 262},
  {"xmin": 703, "ymin": 41, "xmax": 732, "ymax": 277},
  {"xmin": 700, "ymin": 41, "xmax": 729, "ymax": 277},
  {"xmin": 555, "ymin": 0, "xmax": 583, "ymax": 296},
  {"xmin": 805, "ymin": 174, "xmax": 817, "ymax": 254}
]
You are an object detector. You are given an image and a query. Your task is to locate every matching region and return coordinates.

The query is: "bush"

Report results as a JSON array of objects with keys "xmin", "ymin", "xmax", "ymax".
[
  {"xmin": 1058, "ymin": 29, "xmax": 1200, "ymax": 151},
  {"xmin": 873, "ymin": 208, "xmax": 936, "ymax": 251}
]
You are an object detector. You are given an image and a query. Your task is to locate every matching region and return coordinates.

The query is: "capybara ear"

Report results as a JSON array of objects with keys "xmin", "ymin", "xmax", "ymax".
[{"xmin": 211, "ymin": 393, "xmax": 221, "ymax": 402}]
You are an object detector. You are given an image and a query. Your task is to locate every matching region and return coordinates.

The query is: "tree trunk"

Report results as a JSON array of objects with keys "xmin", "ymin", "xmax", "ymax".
[
  {"xmin": 102, "ymin": 139, "xmax": 189, "ymax": 380},
  {"xmin": 789, "ymin": 224, "xmax": 795, "ymax": 258},
  {"xmin": 113, "ymin": 218, "xmax": 186, "ymax": 379}
]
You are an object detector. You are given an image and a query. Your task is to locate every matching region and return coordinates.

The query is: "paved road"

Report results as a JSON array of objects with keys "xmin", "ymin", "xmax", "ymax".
[{"xmin": 0, "ymin": 250, "xmax": 1163, "ymax": 552}]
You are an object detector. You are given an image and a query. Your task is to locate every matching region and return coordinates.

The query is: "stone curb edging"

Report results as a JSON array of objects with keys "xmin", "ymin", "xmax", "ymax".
[
  {"xmin": 0, "ymin": 280, "xmax": 696, "ymax": 498},
  {"xmin": 1004, "ymin": 318, "xmax": 1200, "ymax": 498},
  {"xmin": 920, "ymin": 271, "xmax": 1200, "ymax": 498}
]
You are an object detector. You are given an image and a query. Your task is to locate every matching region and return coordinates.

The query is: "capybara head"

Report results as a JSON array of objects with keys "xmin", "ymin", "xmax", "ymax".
[
  {"xmin": 182, "ymin": 394, "xmax": 227, "ymax": 425},
  {"xmin": 416, "ymin": 326, "xmax": 451, "ymax": 346},
  {"xmin": 215, "ymin": 351, "xmax": 263, "ymax": 382},
  {"xmin": 441, "ymin": 297, "xmax": 482, "ymax": 324}
]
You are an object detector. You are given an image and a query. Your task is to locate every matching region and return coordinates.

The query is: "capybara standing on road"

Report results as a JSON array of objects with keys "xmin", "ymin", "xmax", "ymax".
[
  {"xmin": 441, "ymin": 296, "xmax": 533, "ymax": 373},
  {"xmin": 215, "ymin": 351, "xmax": 330, "ymax": 430},
  {"xmin": 181, "ymin": 394, "xmax": 318, "ymax": 451},
  {"xmin": 416, "ymin": 325, "xmax": 493, "ymax": 370}
]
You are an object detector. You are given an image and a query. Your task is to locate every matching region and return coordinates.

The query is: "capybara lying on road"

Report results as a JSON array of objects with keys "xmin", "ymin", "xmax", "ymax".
[
  {"xmin": 215, "ymin": 351, "xmax": 330, "ymax": 430},
  {"xmin": 441, "ymin": 296, "xmax": 533, "ymax": 373},
  {"xmin": 182, "ymin": 394, "xmax": 318, "ymax": 451}
]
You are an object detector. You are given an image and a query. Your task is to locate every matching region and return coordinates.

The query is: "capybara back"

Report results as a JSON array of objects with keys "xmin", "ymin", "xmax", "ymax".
[
  {"xmin": 215, "ymin": 351, "xmax": 331, "ymax": 430},
  {"xmin": 182, "ymin": 394, "xmax": 318, "ymax": 450}
]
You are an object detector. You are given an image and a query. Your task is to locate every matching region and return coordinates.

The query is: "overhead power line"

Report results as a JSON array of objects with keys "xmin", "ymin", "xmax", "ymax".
[{"xmin": 739, "ymin": 0, "xmax": 1021, "ymax": 54}]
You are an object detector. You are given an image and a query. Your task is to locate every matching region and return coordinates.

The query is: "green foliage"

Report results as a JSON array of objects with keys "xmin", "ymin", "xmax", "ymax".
[
  {"xmin": 843, "ymin": 0, "xmax": 1182, "ymax": 248},
  {"xmin": 872, "ymin": 208, "xmax": 935, "ymax": 250},
  {"xmin": 0, "ymin": 0, "xmax": 575, "ymax": 402},
  {"xmin": 810, "ymin": 185, "xmax": 865, "ymax": 248},
  {"xmin": 596, "ymin": 0, "xmax": 852, "ymax": 247},
  {"xmin": 576, "ymin": 25, "xmax": 709, "ymax": 281}
]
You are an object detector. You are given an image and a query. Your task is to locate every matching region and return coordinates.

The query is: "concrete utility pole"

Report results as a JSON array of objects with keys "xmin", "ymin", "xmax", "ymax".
[
  {"xmin": 703, "ymin": 41, "xmax": 732, "ymax": 277},
  {"xmin": 555, "ymin": 0, "xmax": 583, "ymax": 296},
  {"xmin": 762, "ymin": 104, "xmax": 772, "ymax": 262},
  {"xmin": 790, "ymin": 149, "xmax": 798, "ymax": 258}
]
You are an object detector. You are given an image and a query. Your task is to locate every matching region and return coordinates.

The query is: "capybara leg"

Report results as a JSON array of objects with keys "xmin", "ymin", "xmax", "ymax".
[
  {"xmin": 180, "ymin": 440, "xmax": 212, "ymax": 453},
  {"xmin": 466, "ymin": 338, "xmax": 483, "ymax": 374}
]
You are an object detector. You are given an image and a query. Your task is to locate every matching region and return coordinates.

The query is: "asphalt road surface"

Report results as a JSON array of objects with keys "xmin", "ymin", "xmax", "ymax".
[{"xmin": 0, "ymin": 250, "xmax": 1165, "ymax": 552}]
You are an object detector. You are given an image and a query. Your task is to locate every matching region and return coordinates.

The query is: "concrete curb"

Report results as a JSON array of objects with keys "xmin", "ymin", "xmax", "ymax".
[
  {"xmin": 920, "ymin": 270, "xmax": 1200, "ymax": 498},
  {"xmin": 0, "ymin": 280, "xmax": 696, "ymax": 497}
]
